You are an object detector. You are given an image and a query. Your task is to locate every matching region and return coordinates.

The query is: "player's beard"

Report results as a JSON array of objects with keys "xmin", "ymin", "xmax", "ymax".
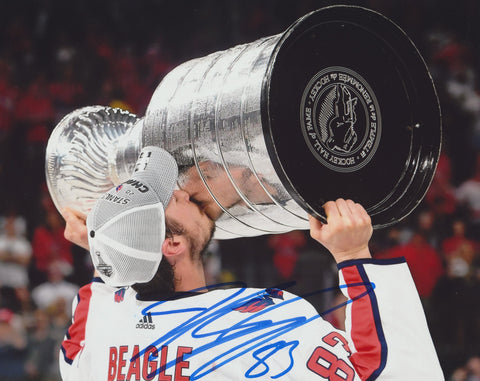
[{"xmin": 131, "ymin": 258, "xmax": 175, "ymax": 298}]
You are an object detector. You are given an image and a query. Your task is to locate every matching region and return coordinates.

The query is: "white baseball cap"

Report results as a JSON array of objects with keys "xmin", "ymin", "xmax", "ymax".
[{"xmin": 86, "ymin": 146, "xmax": 178, "ymax": 287}]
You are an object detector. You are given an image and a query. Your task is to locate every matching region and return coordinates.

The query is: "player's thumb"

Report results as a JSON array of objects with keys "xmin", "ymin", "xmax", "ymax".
[{"xmin": 308, "ymin": 215, "xmax": 327, "ymax": 242}]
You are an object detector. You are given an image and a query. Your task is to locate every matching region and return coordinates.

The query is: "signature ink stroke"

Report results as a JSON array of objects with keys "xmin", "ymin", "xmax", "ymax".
[{"xmin": 131, "ymin": 281, "xmax": 375, "ymax": 379}]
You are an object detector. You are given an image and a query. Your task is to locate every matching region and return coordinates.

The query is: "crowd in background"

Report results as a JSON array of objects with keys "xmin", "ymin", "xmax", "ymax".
[{"xmin": 1, "ymin": 1, "xmax": 480, "ymax": 380}]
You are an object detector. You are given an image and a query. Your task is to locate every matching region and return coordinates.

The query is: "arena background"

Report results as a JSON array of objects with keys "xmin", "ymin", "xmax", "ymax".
[{"xmin": 1, "ymin": 0, "xmax": 480, "ymax": 379}]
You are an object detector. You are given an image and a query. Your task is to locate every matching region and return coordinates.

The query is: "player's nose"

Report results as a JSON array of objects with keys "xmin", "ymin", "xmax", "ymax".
[{"xmin": 173, "ymin": 189, "xmax": 190, "ymax": 203}]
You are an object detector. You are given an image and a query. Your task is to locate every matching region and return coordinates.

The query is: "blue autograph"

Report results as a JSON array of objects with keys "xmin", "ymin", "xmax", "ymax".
[{"xmin": 131, "ymin": 281, "xmax": 375, "ymax": 380}]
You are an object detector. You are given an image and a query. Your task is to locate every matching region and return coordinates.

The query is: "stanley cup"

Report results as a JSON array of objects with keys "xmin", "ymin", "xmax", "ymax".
[{"xmin": 45, "ymin": 6, "xmax": 441, "ymax": 239}]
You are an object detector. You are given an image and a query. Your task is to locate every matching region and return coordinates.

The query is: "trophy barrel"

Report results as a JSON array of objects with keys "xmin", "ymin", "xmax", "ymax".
[{"xmin": 142, "ymin": 5, "xmax": 441, "ymax": 238}]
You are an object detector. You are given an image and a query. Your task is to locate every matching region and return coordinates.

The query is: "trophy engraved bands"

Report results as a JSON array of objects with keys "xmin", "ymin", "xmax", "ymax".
[{"xmin": 46, "ymin": 6, "xmax": 441, "ymax": 239}]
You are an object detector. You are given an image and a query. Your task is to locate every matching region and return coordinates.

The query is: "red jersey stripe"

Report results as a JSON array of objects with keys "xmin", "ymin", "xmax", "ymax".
[
  {"xmin": 61, "ymin": 283, "xmax": 94, "ymax": 364},
  {"xmin": 342, "ymin": 264, "xmax": 387, "ymax": 381}
]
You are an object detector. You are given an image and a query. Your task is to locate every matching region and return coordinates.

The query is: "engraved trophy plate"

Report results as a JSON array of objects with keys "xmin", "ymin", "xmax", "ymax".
[{"xmin": 45, "ymin": 5, "xmax": 441, "ymax": 239}]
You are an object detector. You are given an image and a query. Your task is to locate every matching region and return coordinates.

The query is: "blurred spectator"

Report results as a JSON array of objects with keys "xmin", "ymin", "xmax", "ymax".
[
  {"xmin": 434, "ymin": 35, "xmax": 480, "ymax": 152},
  {"xmin": 432, "ymin": 33, "xmax": 479, "ymax": 117},
  {"xmin": 442, "ymin": 217, "xmax": 479, "ymax": 266},
  {"xmin": 0, "ymin": 308, "xmax": 27, "ymax": 381},
  {"xmin": 456, "ymin": 153, "xmax": 480, "ymax": 236},
  {"xmin": 12, "ymin": 287, "xmax": 37, "ymax": 333},
  {"xmin": 379, "ymin": 231, "xmax": 444, "ymax": 300},
  {"xmin": 95, "ymin": 77, "xmax": 134, "ymax": 113},
  {"xmin": 52, "ymin": 33, "xmax": 77, "ymax": 67},
  {"xmin": 142, "ymin": 37, "xmax": 176, "ymax": 91},
  {"xmin": 369, "ymin": 218, "xmax": 415, "ymax": 255},
  {"xmin": 376, "ymin": 210, "xmax": 445, "ymax": 302},
  {"xmin": 430, "ymin": 216, "xmax": 480, "ymax": 369},
  {"xmin": 31, "ymin": 261, "xmax": 78, "ymax": 318},
  {"xmin": 268, "ymin": 230, "xmax": 307, "ymax": 280},
  {"xmin": 450, "ymin": 366, "xmax": 469, "ymax": 381},
  {"xmin": 12, "ymin": 73, "xmax": 55, "ymax": 195},
  {"xmin": 0, "ymin": 211, "xmax": 32, "ymax": 290},
  {"xmin": 14, "ymin": 74, "xmax": 55, "ymax": 147},
  {"xmin": 48, "ymin": 62, "xmax": 85, "ymax": 120},
  {"xmin": 30, "ymin": 209, "xmax": 73, "ymax": 286},
  {"xmin": 0, "ymin": 208, "xmax": 27, "ymax": 237},
  {"xmin": 0, "ymin": 58, "xmax": 19, "ymax": 193},
  {"xmin": 463, "ymin": 356, "xmax": 480, "ymax": 381},
  {"xmin": 417, "ymin": 208, "xmax": 443, "ymax": 247},
  {"xmin": 25, "ymin": 308, "xmax": 62, "ymax": 381},
  {"xmin": 449, "ymin": 355, "xmax": 480, "ymax": 381},
  {"xmin": 425, "ymin": 152, "xmax": 458, "ymax": 220},
  {"xmin": 111, "ymin": 45, "xmax": 145, "ymax": 113},
  {"xmin": 0, "ymin": 58, "xmax": 19, "ymax": 143}
]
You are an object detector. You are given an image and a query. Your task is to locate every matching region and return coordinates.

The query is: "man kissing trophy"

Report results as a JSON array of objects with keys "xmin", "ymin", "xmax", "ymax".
[
  {"xmin": 45, "ymin": 5, "xmax": 441, "ymax": 240},
  {"xmin": 52, "ymin": 7, "xmax": 445, "ymax": 379}
]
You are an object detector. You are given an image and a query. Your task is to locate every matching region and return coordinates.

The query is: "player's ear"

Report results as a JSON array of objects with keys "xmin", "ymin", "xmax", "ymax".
[{"xmin": 162, "ymin": 235, "xmax": 188, "ymax": 259}]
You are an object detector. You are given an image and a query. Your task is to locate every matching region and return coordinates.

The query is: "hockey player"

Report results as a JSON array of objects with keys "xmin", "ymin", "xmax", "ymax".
[{"xmin": 59, "ymin": 147, "xmax": 444, "ymax": 380}]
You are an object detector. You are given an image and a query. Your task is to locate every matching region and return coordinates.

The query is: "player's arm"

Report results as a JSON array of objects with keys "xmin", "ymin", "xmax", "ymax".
[{"xmin": 309, "ymin": 199, "xmax": 443, "ymax": 380}]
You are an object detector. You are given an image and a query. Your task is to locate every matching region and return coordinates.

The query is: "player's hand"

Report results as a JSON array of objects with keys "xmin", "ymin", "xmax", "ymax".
[
  {"xmin": 62, "ymin": 208, "xmax": 89, "ymax": 250},
  {"xmin": 309, "ymin": 199, "xmax": 372, "ymax": 263}
]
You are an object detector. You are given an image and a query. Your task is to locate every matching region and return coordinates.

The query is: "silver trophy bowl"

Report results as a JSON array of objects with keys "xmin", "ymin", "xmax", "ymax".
[
  {"xmin": 45, "ymin": 6, "xmax": 441, "ymax": 239},
  {"xmin": 45, "ymin": 106, "xmax": 140, "ymax": 215}
]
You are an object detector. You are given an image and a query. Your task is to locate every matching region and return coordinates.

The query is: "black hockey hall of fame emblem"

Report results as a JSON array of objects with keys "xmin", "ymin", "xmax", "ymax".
[{"xmin": 300, "ymin": 67, "xmax": 382, "ymax": 173}]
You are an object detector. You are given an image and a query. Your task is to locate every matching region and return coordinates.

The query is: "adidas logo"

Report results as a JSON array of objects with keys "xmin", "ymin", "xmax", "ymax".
[{"xmin": 136, "ymin": 312, "xmax": 155, "ymax": 330}]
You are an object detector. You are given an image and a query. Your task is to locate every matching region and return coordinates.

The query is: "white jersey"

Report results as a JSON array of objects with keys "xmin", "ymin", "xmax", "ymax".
[{"xmin": 60, "ymin": 258, "xmax": 444, "ymax": 380}]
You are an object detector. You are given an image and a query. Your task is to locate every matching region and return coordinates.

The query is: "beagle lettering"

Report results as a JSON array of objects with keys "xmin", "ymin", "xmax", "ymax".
[{"xmin": 108, "ymin": 345, "xmax": 192, "ymax": 381}]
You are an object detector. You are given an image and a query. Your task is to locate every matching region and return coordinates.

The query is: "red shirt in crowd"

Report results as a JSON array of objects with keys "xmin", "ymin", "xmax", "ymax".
[
  {"xmin": 377, "ymin": 234, "xmax": 444, "ymax": 299},
  {"xmin": 31, "ymin": 211, "xmax": 73, "ymax": 274}
]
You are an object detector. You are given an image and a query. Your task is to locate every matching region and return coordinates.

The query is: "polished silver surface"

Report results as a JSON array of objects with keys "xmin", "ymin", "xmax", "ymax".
[
  {"xmin": 45, "ymin": 106, "xmax": 139, "ymax": 215},
  {"xmin": 142, "ymin": 35, "xmax": 309, "ymax": 239},
  {"xmin": 45, "ymin": 34, "xmax": 311, "ymax": 239}
]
